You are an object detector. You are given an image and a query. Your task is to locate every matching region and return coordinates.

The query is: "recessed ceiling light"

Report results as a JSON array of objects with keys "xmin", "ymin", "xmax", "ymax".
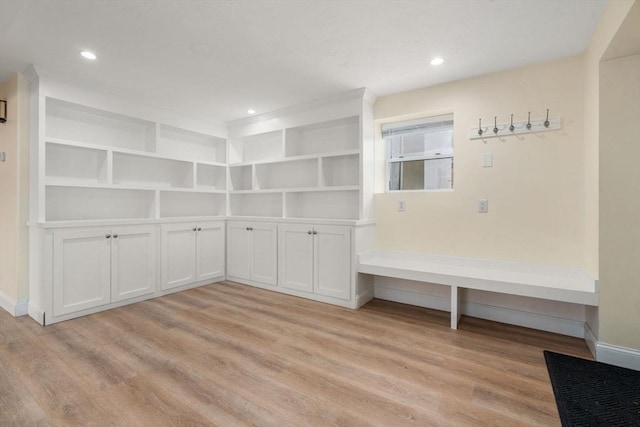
[
  {"xmin": 430, "ymin": 57, "xmax": 444, "ymax": 66},
  {"xmin": 80, "ymin": 50, "xmax": 97, "ymax": 60},
  {"xmin": 247, "ymin": 109, "xmax": 256, "ymax": 114}
]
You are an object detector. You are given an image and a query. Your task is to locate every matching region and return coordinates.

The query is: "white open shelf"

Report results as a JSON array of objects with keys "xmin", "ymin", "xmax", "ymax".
[
  {"xmin": 46, "ymin": 186, "xmax": 155, "ymax": 221},
  {"xmin": 229, "ymin": 130, "xmax": 283, "ymax": 164},
  {"xmin": 321, "ymin": 153, "xmax": 359, "ymax": 187},
  {"xmin": 112, "ymin": 152, "xmax": 193, "ymax": 189},
  {"xmin": 285, "ymin": 190, "xmax": 359, "ymax": 220},
  {"xmin": 229, "ymin": 165, "xmax": 253, "ymax": 191},
  {"xmin": 45, "ymin": 142, "xmax": 108, "ymax": 185},
  {"xmin": 285, "ymin": 116, "xmax": 359, "ymax": 157},
  {"xmin": 229, "ymin": 193, "xmax": 283, "ymax": 217},
  {"xmin": 196, "ymin": 163, "xmax": 226, "ymax": 191},
  {"xmin": 158, "ymin": 124, "xmax": 226, "ymax": 163},
  {"xmin": 42, "ymin": 97, "xmax": 227, "ymax": 223},
  {"xmin": 46, "ymin": 98, "xmax": 155, "ymax": 152},
  {"xmin": 159, "ymin": 191, "xmax": 225, "ymax": 218},
  {"xmin": 255, "ymin": 158, "xmax": 318, "ymax": 190}
]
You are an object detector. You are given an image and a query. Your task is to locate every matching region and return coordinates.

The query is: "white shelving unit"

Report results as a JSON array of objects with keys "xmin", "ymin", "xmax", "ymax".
[
  {"xmin": 228, "ymin": 114, "xmax": 367, "ymax": 221},
  {"xmin": 42, "ymin": 97, "xmax": 227, "ymax": 223}
]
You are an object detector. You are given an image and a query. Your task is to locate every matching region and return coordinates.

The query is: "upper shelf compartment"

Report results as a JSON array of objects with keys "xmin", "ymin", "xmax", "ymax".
[
  {"xmin": 45, "ymin": 98, "xmax": 155, "ymax": 152},
  {"xmin": 285, "ymin": 116, "xmax": 359, "ymax": 157},
  {"xmin": 157, "ymin": 125, "xmax": 226, "ymax": 164},
  {"xmin": 229, "ymin": 130, "xmax": 283, "ymax": 164}
]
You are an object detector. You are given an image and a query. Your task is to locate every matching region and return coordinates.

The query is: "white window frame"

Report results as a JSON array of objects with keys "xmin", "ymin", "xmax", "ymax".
[{"xmin": 383, "ymin": 114, "xmax": 454, "ymax": 192}]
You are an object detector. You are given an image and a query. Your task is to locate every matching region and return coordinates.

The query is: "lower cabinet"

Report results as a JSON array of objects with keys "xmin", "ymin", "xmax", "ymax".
[
  {"xmin": 161, "ymin": 221, "xmax": 225, "ymax": 290},
  {"xmin": 227, "ymin": 221, "xmax": 278, "ymax": 286},
  {"xmin": 279, "ymin": 224, "xmax": 351, "ymax": 300},
  {"xmin": 52, "ymin": 225, "xmax": 157, "ymax": 317}
]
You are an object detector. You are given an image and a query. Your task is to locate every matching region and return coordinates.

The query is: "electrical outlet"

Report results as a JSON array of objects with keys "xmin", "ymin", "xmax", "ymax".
[
  {"xmin": 478, "ymin": 199, "xmax": 488, "ymax": 213},
  {"xmin": 398, "ymin": 200, "xmax": 406, "ymax": 212}
]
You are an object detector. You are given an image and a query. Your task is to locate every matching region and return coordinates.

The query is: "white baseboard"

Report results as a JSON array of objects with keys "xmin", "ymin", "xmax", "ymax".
[
  {"xmin": 356, "ymin": 287, "xmax": 375, "ymax": 308},
  {"xmin": 28, "ymin": 303, "xmax": 45, "ymax": 325},
  {"xmin": 0, "ymin": 291, "xmax": 28, "ymax": 317},
  {"xmin": 596, "ymin": 342, "xmax": 640, "ymax": 370},
  {"xmin": 584, "ymin": 322, "xmax": 598, "ymax": 358},
  {"xmin": 374, "ymin": 286, "xmax": 584, "ymax": 338},
  {"xmin": 375, "ymin": 286, "xmax": 450, "ymax": 312}
]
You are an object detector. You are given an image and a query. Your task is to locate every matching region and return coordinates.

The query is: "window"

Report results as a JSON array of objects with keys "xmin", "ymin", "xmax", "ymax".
[{"xmin": 383, "ymin": 114, "xmax": 454, "ymax": 191}]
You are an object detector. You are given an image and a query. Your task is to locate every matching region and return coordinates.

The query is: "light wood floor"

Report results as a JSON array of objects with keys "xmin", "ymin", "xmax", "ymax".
[{"xmin": 1, "ymin": 281, "xmax": 592, "ymax": 426}]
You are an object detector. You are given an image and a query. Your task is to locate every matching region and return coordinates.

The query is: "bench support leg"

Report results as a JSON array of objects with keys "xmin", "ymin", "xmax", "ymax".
[{"xmin": 451, "ymin": 285, "xmax": 462, "ymax": 329}]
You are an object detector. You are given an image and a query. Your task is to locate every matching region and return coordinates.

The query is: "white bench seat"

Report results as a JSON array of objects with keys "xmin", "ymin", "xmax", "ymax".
[{"xmin": 357, "ymin": 250, "xmax": 598, "ymax": 329}]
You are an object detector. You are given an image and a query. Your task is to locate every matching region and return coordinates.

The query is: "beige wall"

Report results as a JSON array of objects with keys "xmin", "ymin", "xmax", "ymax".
[
  {"xmin": 374, "ymin": 56, "xmax": 586, "ymax": 267},
  {"xmin": 597, "ymin": 0, "xmax": 640, "ymax": 351},
  {"xmin": 583, "ymin": 0, "xmax": 636, "ymax": 276},
  {"xmin": 599, "ymin": 53, "xmax": 640, "ymax": 350},
  {"xmin": 0, "ymin": 73, "xmax": 29, "ymax": 306}
]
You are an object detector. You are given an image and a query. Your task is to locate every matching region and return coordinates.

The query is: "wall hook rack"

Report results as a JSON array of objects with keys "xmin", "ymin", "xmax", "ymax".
[{"xmin": 469, "ymin": 110, "xmax": 561, "ymax": 140}]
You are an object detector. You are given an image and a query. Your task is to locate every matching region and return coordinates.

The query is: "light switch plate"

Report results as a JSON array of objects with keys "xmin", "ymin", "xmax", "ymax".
[
  {"xmin": 398, "ymin": 200, "xmax": 406, "ymax": 212},
  {"xmin": 478, "ymin": 199, "xmax": 488, "ymax": 213},
  {"xmin": 482, "ymin": 152, "xmax": 493, "ymax": 167},
  {"xmin": 0, "ymin": 152, "xmax": 5, "ymax": 162}
]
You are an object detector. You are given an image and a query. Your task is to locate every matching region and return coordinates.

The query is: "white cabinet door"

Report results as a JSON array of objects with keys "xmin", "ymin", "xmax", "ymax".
[
  {"xmin": 53, "ymin": 228, "xmax": 111, "ymax": 316},
  {"xmin": 251, "ymin": 223, "xmax": 278, "ymax": 286},
  {"xmin": 314, "ymin": 226, "xmax": 351, "ymax": 300},
  {"xmin": 196, "ymin": 222, "xmax": 225, "ymax": 282},
  {"xmin": 279, "ymin": 224, "xmax": 314, "ymax": 293},
  {"xmin": 111, "ymin": 225, "xmax": 157, "ymax": 302},
  {"xmin": 161, "ymin": 223, "xmax": 197, "ymax": 290},
  {"xmin": 227, "ymin": 222, "xmax": 251, "ymax": 280}
]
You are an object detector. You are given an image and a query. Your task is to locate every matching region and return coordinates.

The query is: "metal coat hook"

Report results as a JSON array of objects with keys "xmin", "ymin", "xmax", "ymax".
[
  {"xmin": 509, "ymin": 114, "xmax": 515, "ymax": 132},
  {"xmin": 493, "ymin": 116, "xmax": 498, "ymax": 134},
  {"xmin": 526, "ymin": 112, "xmax": 532, "ymax": 130},
  {"xmin": 478, "ymin": 118, "xmax": 483, "ymax": 136},
  {"xmin": 544, "ymin": 109, "xmax": 550, "ymax": 128}
]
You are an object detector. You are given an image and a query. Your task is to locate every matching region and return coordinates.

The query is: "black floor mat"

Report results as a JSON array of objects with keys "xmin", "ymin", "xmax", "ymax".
[{"xmin": 544, "ymin": 350, "xmax": 640, "ymax": 426}]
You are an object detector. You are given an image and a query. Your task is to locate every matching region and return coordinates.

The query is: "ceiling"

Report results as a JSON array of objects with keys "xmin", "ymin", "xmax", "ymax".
[{"xmin": 0, "ymin": 0, "xmax": 607, "ymax": 123}]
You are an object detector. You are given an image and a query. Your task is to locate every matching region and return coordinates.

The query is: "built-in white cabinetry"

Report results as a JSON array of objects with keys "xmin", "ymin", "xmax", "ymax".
[
  {"xmin": 42, "ymin": 98, "xmax": 227, "ymax": 223},
  {"xmin": 227, "ymin": 221, "xmax": 278, "ymax": 287},
  {"xmin": 226, "ymin": 87, "xmax": 376, "ymax": 227},
  {"xmin": 161, "ymin": 221, "xmax": 225, "ymax": 290},
  {"xmin": 228, "ymin": 116, "xmax": 362, "ymax": 220},
  {"xmin": 225, "ymin": 88, "xmax": 376, "ymax": 309},
  {"xmin": 27, "ymin": 68, "xmax": 229, "ymax": 325},
  {"xmin": 279, "ymin": 224, "xmax": 351, "ymax": 301},
  {"xmin": 53, "ymin": 225, "xmax": 157, "ymax": 317}
]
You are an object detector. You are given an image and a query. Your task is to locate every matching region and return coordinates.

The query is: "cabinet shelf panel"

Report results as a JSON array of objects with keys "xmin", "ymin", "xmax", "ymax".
[
  {"xmin": 230, "ymin": 193, "xmax": 283, "ymax": 217},
  {"xmin": 46, "ymin": 187, "xmax": 155, "ymax": 221},
  {"xmin": 157, "ymin": 125, "xmax": 226, "ymax": 163},
  {"xmin": 321, "ymin": 153, "xmax": 359, "ymax": 187},
  {"xmin": 46, "ymin": 142, "xmax": 108, "ymax": 184},
  {"xmin": 285, "ymin": 116, "xmax": 359, "ymax": 157},
  {"xmin": 230, "ymin": 130, "xmax": 283, "ymax": 164},
  {"xmin": 286, "ymin": 190, "xmax": 359, "ymax": 220},
  {"xmin": 112, "ymin": 152, "xmax": 194, "ymax": 189},
  {"xmin": 229, "ymin": 165, "xmax": 253, "ymax": 191},
  {"xmin": 46, "ymin": 98, "xmax": 154, "ymax": 152},
  {"xmin": 159, "ymin": 191, "xmax": 225, "ymax": 218},
  {"xmin": 255, "ymin": 158, "xmax": 318, "ymax": 190},
  {"xmin": 196, "ymin": 164, "xmax": 226, "ymax": 191}
]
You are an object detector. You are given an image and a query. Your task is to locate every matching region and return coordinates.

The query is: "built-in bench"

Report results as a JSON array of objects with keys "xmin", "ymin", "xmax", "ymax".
[{"xmin": 357, "ymin": 250, "xmax": 598, "ymax": 329}]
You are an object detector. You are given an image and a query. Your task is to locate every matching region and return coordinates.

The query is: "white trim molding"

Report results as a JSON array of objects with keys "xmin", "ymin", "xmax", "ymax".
[
  {"xmin": 0, "ymin": 291, "xmax": 28, "ymax": 317},
  {"xmin": 596, "ymin": 342, "xmax": 640, "ymax": 371}
]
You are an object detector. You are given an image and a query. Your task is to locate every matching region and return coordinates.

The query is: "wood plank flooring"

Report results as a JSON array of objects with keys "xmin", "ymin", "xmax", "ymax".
[{"xmin": 1, "ymin": 281, "xmax": 592, "ymax": 426}]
